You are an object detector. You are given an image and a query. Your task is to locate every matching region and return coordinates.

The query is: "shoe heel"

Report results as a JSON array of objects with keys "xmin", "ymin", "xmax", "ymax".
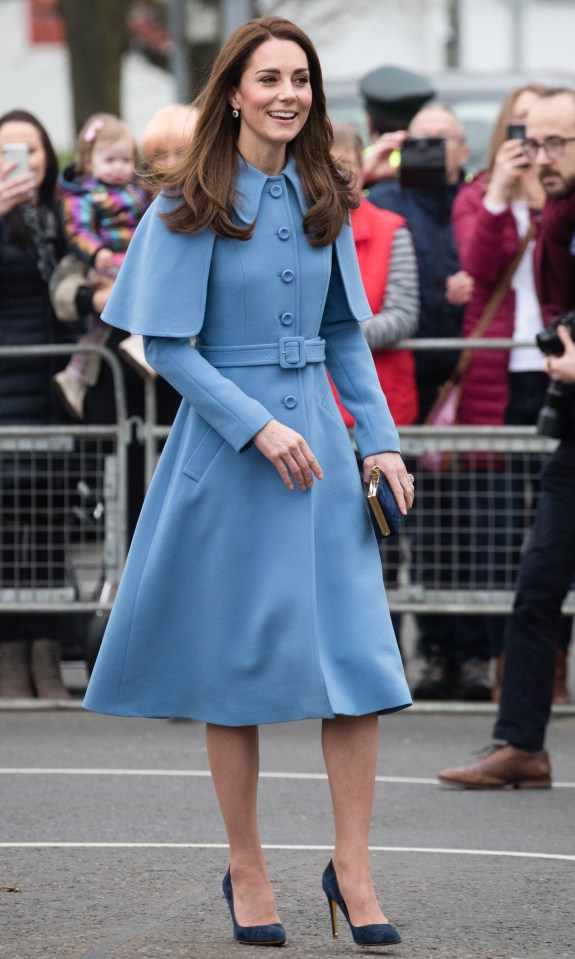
[{"xmin": 326, "ymin": 895, "xmax": 338, "ymax": 938}]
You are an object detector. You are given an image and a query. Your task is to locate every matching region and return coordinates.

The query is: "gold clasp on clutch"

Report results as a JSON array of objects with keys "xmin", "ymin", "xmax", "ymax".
[{"xmin": 369, "ymin": 465, "xmax": 380, "ymax": 498}]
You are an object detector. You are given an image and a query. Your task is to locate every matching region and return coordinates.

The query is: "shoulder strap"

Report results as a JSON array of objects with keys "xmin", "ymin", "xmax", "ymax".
[{"xmin": 452, "ymin": 220, "xmax": 536, "ymax": 384}]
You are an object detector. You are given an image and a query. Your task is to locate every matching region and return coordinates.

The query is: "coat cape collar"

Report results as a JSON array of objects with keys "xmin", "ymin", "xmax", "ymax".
[{"xmin": 233, "ymin": 153, "xmax": 307, "ymax": 224}]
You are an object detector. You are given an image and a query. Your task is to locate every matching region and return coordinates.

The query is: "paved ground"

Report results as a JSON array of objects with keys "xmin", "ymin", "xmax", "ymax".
[{"xmin": 1, "ymin": 708, "xmax": 574, "ymax": 959}]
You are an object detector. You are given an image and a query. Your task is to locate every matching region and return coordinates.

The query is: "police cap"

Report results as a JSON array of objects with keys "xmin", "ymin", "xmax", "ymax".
[{"xmin": 360, "ymin": 65, "xmax": 435, "ymax": 133}]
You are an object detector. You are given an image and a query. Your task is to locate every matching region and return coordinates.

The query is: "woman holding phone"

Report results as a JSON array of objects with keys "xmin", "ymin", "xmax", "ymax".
[{"xmin": 0, "ymin": 109, "xmax": 71, "ymax": 701}]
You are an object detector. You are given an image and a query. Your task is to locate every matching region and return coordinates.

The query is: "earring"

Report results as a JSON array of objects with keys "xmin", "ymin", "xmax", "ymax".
[{"xmin": 232, "ymin": 108, "xmax": 239, "ymax": 118}]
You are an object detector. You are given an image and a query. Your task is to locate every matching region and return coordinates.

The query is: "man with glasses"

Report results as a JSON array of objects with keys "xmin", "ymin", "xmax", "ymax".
[
  {"xmin": 523, "ymin": 90, "xmax": 575, "ymax": 320},
  {"xmin": 438, "ymin": 89, "xmax": 575, "ymax": 788}
]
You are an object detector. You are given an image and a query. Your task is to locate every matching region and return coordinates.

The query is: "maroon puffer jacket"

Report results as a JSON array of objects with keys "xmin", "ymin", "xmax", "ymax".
[{"xmin": 453, "ymin": 173, "xmax": 525, "ymax": 427}]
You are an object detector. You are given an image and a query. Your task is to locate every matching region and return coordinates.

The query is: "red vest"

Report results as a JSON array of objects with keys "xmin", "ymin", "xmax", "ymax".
[{"xmin": 331, "ymin": 198, "xmax": 418, "ymax": 427}]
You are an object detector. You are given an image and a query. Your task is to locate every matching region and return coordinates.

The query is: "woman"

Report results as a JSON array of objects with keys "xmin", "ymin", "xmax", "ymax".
[
  {"xmin": 0, "ymin": 109, "xmax": 71, "ymax": 700},
  {"xmin": 450, "ymin": 84, "xmax": 574, "ymax": 700},
  {"xmin": 84, "ymin": 17, "xmax": 413, "ymax": 947},
  {"xmin": 453, "ymin": 84, "xmax": 548, "ymax": 430}
]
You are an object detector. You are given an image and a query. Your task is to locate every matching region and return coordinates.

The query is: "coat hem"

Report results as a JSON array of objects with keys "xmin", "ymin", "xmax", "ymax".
[{"xmin": 82, "ymin": 699, "xmax": 412, "ymax": 726}]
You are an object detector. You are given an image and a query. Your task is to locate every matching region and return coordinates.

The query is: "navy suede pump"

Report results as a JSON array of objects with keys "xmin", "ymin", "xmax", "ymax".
[
  {"xmin": 222, "ymin": 868, "xmax": 286, "ymax": 946},
  {"xmin": 321, "ymin": 860, "xmax": 401, "ymax": 947}
]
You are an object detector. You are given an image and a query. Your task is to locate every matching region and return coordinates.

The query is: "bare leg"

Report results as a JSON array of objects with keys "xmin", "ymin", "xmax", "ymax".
[
  {"xmin": 322, "ymin": 713, "xmax": 389, "ymax": 926},
  {"xmin": 205, "ymin": 723, "xmax": 281, "ymax": 926}
]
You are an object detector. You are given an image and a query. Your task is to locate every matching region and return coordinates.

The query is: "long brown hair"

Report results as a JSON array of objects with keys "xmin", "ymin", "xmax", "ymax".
[
  {"xmin": 486, "ymin": 84, "xmax": 548, "ymax": 172},
  {"xmin": 158, "ymin": 16, "xmax": 355, "ymax": 247}
]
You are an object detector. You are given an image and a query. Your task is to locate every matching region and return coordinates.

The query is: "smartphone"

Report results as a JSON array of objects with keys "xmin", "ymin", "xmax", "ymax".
[
  {"xmin": 505, "ymin": 123, "xmax": 530, "ymax": 167},
  {"xmin": 506, "ymin": 123, "xmax": 526, "ymax": 140},
  {"xmin": 2, "ymin": 142, "xmax": 30, "ymax": 179},
  {"xmin": 399, "ymin": 137, "xmax": 446, "ymax": 191}
]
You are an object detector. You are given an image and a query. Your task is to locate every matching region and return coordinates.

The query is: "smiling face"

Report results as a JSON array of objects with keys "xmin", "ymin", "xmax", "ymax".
[
  {"xmin": 88, "ymin": 134, "xmax": 135, "ymax": 187},
  {"xmin": 229, "ymin": 37, "xmax": 312, "ymax": 173}
]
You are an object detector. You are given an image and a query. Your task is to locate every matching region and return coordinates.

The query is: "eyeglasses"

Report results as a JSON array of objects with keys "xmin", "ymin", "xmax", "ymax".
[{"xmin": 523, "ymin": 136, "xmax": 575, "ymax": 162}]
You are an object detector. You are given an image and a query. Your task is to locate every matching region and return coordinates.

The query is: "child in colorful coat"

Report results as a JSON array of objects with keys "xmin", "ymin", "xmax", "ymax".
[{"xmin": 53, "ymin": 113, "xmax": 150, "ymax": 419}]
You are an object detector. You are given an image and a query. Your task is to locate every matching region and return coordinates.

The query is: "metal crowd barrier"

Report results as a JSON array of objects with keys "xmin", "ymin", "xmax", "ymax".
[
  {"xmin": 0, "ymin": 345, "xmax": 130, "ymax": 614},
  {"xmin": 383, "ymin": 423, "xmax": 575, "ymax": 614},
  {"xmin": 12, "ymin": 339, "xmax": 575, "ymax": 614}
]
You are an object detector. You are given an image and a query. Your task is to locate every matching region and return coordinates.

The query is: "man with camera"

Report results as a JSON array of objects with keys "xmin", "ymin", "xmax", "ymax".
[
  {"xmin": 438, "ymin": 89, "xmax": 575, "ymax": 788},
  {"xmin": 365, "ymin": 104, "xmax": 473, "ymax": 422}
]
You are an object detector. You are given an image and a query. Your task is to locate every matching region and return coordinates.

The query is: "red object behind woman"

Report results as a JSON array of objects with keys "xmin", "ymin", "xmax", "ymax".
[{"xmin": 330, "ymin": 124, "xmax": 419, "ymax": 428}]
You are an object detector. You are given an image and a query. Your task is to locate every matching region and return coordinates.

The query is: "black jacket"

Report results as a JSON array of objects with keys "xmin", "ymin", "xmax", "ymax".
[{"xmin": 0, "ymin": 207, "xmax": 66, "ymax": 425}]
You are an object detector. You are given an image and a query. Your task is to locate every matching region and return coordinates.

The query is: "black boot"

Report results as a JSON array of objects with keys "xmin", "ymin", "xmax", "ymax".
[
  {"xmin": 412, "ymin": 654, "xmax": 453, "ymax": 700},
  {"xmin": 453, "ymin": 658, "xmax": 492, "ymax": 701}
]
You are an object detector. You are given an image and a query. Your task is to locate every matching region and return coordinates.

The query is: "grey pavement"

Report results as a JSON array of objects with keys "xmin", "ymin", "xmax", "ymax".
[{"xmin": 0, "ymin": 709, "xmax": 574, "ymax": 959}]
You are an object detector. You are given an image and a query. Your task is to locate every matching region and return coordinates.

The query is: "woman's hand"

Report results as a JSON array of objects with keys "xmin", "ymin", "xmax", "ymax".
[
  {"xmin": 253, "ymin": 419, "xmax": 323, "ymax": 490},
  {"xmin": 0, "ymin": 163, "xmax": 35, "ymax": 216},
  {"xmin": 486, "ymin": 139, "xmax": 530, "ymax": 206},
  {"xmin": 363, "ymin": 451, "xmax": 414, "ymax": 515},
  {"xmin": 445, "ymin": 270, "xmax": 474, "ymax": 306}
]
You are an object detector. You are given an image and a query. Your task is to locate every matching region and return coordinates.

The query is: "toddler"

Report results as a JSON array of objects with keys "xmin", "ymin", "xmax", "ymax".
[{"xmin": 53, "ymin": 113, "xmax": 151, "ymax": 420}]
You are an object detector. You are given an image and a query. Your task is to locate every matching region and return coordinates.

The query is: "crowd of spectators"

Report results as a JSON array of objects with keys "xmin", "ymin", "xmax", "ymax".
[{"xmin": 0, "ymin": 67, "xmax": 573, "ymax": 731}]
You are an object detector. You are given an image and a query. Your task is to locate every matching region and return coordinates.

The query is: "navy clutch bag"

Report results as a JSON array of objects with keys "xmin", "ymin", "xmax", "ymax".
[{"xmin": 366, "ymin": 466, "xmax": 402, "ymax": 540}]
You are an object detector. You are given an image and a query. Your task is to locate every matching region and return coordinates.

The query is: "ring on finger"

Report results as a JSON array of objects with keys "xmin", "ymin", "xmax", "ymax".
[{"xmin": 407, "ymin": 473, "xmax": 415, "ymax": 486}]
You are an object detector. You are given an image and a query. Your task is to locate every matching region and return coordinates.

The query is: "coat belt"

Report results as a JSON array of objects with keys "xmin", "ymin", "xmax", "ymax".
[{"xmin": 198, "ymin": 336, "xmax": 326, "ymax": 369}]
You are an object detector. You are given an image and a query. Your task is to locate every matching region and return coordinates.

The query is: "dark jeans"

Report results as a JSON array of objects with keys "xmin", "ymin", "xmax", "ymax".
[
  {"xmin": 493, "ymin": 437, "xmax": 575, "ymax": 751},
  {"xmin": 454, "ymin": 371, "xmax": 550, "ymax": 660}
]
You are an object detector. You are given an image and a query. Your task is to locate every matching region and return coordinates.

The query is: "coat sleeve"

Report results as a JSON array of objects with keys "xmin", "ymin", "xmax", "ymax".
[
  {"xmin": 360, "ymin": 226, "xmax": 420, "ymax": 348},
  {"xmin": 320, "ymin": 250, "xmax": 400, "ymax": 458},
  {"xmin": 453, "ymin": 182, "xmax": 519, "ymax": 286},
  {"xmin": 143, "ymin": 336, "xmax": 273, "ymax": 452}
]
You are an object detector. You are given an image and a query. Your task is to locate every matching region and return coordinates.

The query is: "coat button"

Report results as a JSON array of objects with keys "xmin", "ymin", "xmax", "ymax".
[
  {"xmin": 270, "ymin": 184, "xmax": 283, "ymax": 198},
  {"xmin": 283, "ymin": 395, "xmax": 297, "ymax": 409},
  {"xmin": 281, "ymin": 269, "xmax": 294, "ymax": 283},
  {"xmin": 280, "ymin": 312, "xmax": 294, "ymax": 325},
  {"xmin": 278, "ymin": 226, "xmax": 290, "ymax": 240}
]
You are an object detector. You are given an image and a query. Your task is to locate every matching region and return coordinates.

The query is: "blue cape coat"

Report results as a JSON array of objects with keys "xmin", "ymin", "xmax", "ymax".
[{"xmin": 84, "ymin": 155, "xmax": 411, "ymax": 724}]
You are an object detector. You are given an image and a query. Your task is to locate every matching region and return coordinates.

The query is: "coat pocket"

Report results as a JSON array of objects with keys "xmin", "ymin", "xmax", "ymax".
[
  {"xmin": 320, "ymin": 388, "xmax": 347, "ymax": 428},
  {"xmin": 183, "ymin": 426, "xmax": 225, "ymax": 482}
]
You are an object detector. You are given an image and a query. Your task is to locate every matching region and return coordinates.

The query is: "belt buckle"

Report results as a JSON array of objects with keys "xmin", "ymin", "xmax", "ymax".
[{"xmin": 279, "ymin": 336, "xmax": 306, "ymax": 369}]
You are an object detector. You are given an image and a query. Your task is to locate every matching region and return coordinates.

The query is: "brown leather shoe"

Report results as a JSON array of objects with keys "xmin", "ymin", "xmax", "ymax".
[{"xmin": 437, "ymin": 744, "xmax": 552, "ymax": 789}]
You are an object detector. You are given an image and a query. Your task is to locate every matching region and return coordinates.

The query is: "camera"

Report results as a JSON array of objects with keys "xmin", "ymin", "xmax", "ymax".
[
  {"xmin": 535, "ymin": 311, "xmax": 575, "ymax": 438},
  {"xmin": 399, "ymin": 137, "xmax": 446, "ymax": 191}
]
